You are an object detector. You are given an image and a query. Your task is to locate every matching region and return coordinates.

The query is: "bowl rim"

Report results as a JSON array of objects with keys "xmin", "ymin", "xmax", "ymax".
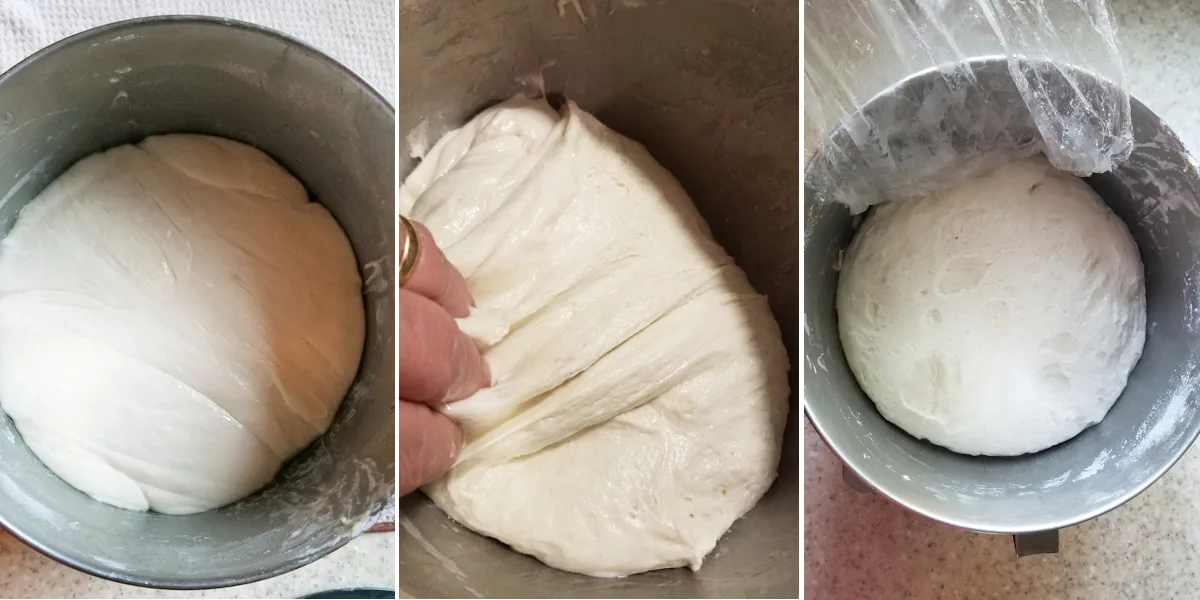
[
  {"xmin": 0, "ymin": 14, "xmax": 393, "ymax": 590},
  {"xmin": 803, "ymin": 56, "xmax": 1200, "ymax": 536}
]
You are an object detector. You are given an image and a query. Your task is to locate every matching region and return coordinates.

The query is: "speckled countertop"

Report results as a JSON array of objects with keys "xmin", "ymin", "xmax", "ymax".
[{"xmin": 805, "ymin": 0, "xmax": 1200, "ymax": 598}]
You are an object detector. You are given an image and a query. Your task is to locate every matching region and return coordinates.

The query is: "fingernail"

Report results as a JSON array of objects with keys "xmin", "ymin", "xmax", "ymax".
[{"xmin": 450, "ymin": 424, "xmax": 465, "ymax": 462}]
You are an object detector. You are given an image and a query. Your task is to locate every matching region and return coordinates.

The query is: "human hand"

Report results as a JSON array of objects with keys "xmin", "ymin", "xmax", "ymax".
[{"xmin": 399, "ymin": 217, "xmax": 490, "ymax": 496}]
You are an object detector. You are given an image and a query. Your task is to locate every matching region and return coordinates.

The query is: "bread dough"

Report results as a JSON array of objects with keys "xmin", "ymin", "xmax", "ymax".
[
  {"xmin": 400, "ymin": 97, "xmax": 790, "ymax": 577},
  {"xmin": 0, "ymin": 134, "xmax": 364, "ymax": 514},
  {"xmin": 837, "ymin": 157, "xmax": 1146, "ymax": 456}
]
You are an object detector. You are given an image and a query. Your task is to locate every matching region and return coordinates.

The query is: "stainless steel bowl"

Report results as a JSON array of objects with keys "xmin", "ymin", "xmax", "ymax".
[
  {"xmin": 399, "ymin": 0, "xmax": 798, "ymax": 597},
  {"xmin": 805, "ymin": 58, "xmax": 1200, "ymax": 548},
  {"xmin": 0, "ymin": 17, "xmax": 394, "ymax": 588}
]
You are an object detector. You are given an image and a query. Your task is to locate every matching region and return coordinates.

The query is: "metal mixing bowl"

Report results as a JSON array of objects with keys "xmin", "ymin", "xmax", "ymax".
[
  {"xmin": 805, "ymin": 58, "xmax": 1200, "ymax": 548},
  {"xmin": 0, "ymin": 17, "xmax": 394, "ymax": 588},
  {"xmin": 399, "ymin": 0, "xmax": 798, "ymax": 597}
]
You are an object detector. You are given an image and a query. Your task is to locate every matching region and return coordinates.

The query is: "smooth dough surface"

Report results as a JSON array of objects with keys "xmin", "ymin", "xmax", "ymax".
[
  {"xmin": 837, "ymin": 157, "xmax": 1146, "ymax": 456},
  {"xmin": 0, "ymin": 134, "xmax": 364, "ymax": 514},
  {"xmin": 400, "ymin": 97, "xmax": 790, "ymax": 577}
]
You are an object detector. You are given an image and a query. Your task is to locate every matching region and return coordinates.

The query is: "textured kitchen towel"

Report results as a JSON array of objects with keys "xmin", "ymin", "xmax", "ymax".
[
  {"xmin": 0, "ymin": 0, "xmax": 397, "ymax": 529},
  {"xmin": 0, "ymin": 0, "xmax": 396, "ymax": 101}
]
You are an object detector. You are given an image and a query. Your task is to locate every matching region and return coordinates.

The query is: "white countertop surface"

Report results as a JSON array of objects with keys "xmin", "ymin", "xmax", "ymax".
[
  {"xmin": 0, "ymin": 533, "xmax": 394, "ymax": 599},
  {"xmin": 0, "ymin": 0, "xmax": 396, "ymax": 102},
  {"xmin": 805, "ymin": 0, "xmax": 1200, "ymax": 598},
  {"xmin": 0, "ymin": 1, "xmax": 395, "ymax": 598}
]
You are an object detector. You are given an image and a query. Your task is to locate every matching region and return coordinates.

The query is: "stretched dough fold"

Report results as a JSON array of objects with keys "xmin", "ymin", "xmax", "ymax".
[{"xmin": 403, "ymin": 97, "xmax": 790, "ymax": 577}]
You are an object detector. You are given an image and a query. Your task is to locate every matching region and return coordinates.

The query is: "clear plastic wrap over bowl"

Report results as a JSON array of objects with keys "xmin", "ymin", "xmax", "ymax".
[{"xmin": 805, "ymin": 0, "xmax": 1132, "ymax": 213}]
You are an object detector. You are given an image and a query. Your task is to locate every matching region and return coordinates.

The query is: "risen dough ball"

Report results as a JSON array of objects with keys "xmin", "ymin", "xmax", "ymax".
[
  {"xmin": 401, "ymin": 97, "xmax": 790, "ymax": 577},
  {"xmin": 837, "ymin": 157, "xmax": 1146, "ymax": 456},
  {"xmin": 0, "ymin": 134, "xmax": 364, "ymax": 514}
]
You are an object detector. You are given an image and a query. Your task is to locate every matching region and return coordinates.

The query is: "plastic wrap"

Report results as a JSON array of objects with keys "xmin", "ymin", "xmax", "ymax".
[{"xmin": 804, "ymin": 0, "xmax": 1132, "ymax": 214}]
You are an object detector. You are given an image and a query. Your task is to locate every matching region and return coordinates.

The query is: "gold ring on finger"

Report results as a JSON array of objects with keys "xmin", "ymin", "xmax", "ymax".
[{"xmin": 399, "ymin": 215, "xmax": 419, "ymax": 287}]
